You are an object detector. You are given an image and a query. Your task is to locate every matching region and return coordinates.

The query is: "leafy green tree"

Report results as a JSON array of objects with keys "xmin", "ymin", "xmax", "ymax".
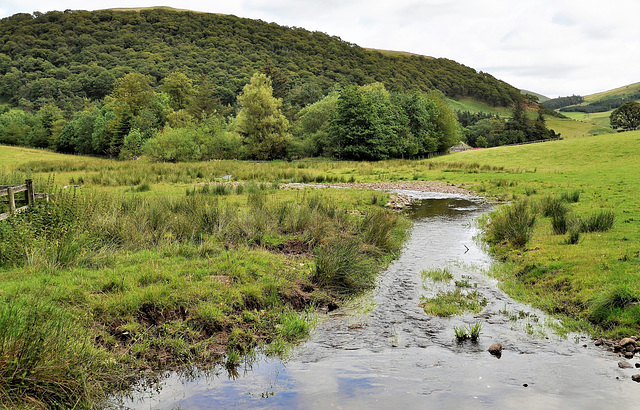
[
  {"xmin": 120, "ymin": 129, "xmax": 144, "ymax": 159},
  {"xmin": 0, "ymin": 109, "xmax": 33, "ymax": 146},
  {"xmin": 610, "ymin": 101, "xmax": 640, "ymax": 131},
  {"xmin": 260, "ymin": 61, "xmax": 290, "ymax": 101},
  {"xmin": 425, "ymin": 90, "xmax": 461, "ymax": 152},
  {"xmin": 234, "ymin": 73, "xmax": 291, "ymax": 160},
  {"xmin": 291, "ymin": 92, "xmax": 338, "ymax": 158},
  {"xmin": 27, "ymin": 103, "xmax": 65, "ymax": 148},
  {"xmin": 187, "ymin": 74, "xmax": 219, "ymax": 120},
  {"xmin": 110, "ymin": 73, "xmax": 155, "ymax": 116},
  {"xmin": 161, "ymin": 72, "xmax": 194, "ymax": 111},
  {"xmin": 394, "ymin": 92, "xmax": 439, "ymax": 155},
  {"xmin": 329, "ymin": 83, "xmax": 406, "ymax": 161}
]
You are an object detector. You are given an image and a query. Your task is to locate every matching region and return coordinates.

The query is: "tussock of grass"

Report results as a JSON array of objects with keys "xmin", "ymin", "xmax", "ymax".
[
  {"xmin": 578, "ymin": 210, "xmax": 615, "ymax": 233},
  {"xmin": 588, "ymin": 285, "xmax": 639, "ymax": 330},
  {"xmin": 311, "ymin": 235, "xmax": 376, "ymax": 295},
  {"xmin": 419, "ymin": 289, "xmax": 487, "ymax": 317},
  {"xmin": 421, "ymin": 268, "xmax": 453, "ymax": 282},
  {"xmin": 484, "ymin": 200, "xmax": 537, "ymax": 248},
  {"xmin": 0, "ymin": 300, "xmax": 122, "ymax": 408}
]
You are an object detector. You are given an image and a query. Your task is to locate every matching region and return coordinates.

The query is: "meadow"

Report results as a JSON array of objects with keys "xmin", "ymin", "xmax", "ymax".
[{"xmin": 1, "ymin": 128, "xmax": 639, "ymax": 406}]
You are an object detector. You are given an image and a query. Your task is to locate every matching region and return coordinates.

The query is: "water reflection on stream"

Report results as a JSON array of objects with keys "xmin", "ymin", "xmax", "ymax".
[{"xmin": 118, "ymin": 192, "xmax": 640, "ymax": 409}]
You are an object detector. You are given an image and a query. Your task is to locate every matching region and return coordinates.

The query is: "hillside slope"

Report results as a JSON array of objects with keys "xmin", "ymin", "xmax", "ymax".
[
  {"xmin": 0, "ymin": 7, "xmax": 521, "ymax": 110},
  {"xmin": 543, "ymin": 82, "xmax": 640, "ymax": 114}
]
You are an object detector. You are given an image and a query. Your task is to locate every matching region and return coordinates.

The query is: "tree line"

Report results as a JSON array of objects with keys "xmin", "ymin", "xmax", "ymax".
[{"xmin": 0, "ymin": 70, "xmax": 465, "ymax": 161}]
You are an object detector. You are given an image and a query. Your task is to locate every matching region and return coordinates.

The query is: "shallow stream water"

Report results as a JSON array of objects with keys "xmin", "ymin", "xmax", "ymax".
[{"xmin": 116, "ymin": 192, "xmax": 640, "ymax": 409}]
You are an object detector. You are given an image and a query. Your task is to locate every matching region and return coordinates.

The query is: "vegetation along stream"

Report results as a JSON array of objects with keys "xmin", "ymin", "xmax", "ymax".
[{"xmin": 115, "ymin": 191, "xmax": 640, "ymax": 409}]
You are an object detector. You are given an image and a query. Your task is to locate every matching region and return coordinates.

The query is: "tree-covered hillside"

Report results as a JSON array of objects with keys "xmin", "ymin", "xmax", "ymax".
[{"xmin": 0, "ymin": 7, "xmax": 521, "ymax": 110}]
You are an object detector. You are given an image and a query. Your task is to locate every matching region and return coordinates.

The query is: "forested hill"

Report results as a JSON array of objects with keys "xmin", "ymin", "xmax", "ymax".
[{"xmin": 0, "ymin": 7, "xmax": 521, "ymax": 110}]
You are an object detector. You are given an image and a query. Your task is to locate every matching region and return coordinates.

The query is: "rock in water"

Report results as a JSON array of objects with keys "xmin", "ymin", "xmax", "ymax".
[
  {"xmin": 632, "ymin": 375, "xmax": 640, "ymax": 383},
  {"xmin": 488, "ymin": 343, "xmax": 502, "ymax": 357},
  {"xmin": 619, "ymin": 361, "xmax": 633, "ymax": 369}
]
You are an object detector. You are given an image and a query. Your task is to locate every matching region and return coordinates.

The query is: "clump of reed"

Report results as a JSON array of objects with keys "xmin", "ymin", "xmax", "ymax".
[{"xmin": 485, "ymin": 200, "xmax": 537, "ymax": 248}]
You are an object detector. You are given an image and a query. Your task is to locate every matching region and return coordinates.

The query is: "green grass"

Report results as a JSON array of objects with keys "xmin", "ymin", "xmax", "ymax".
[
  {"xmin": 584, "ymin": 82, "xmax": 640, "ymax": 103},
  {"xmin": 421, "ymin": 268, "xmax": 454, "ymax": 282},
  {"xmin": 2, "ymin": 127, "xmax": 640, "ymax": 403},
  {"xmin": 446, "ymin": 98, "xmax": 509, "ymax": 116},
  {"xmin": 419, "ymin": 289, "xmax": 487, "ymax": 317},
  {"xmin": 0, "ymin": 154, "xmax": 410, "ymax": 407}
]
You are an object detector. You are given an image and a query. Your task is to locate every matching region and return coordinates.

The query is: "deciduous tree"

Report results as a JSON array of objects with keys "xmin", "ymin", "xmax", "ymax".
[
  {"xmin": 234, "ymin": 73, "xmax": 291, "ymax": 160},
  {"xmin": 610, "ymin": 101, "xmax": 640, "ymax": 131}
]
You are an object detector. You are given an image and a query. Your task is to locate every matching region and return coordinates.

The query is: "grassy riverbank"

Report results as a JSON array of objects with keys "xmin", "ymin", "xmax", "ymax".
[
  {"xmin": 0, "ymin": 161, "xmax": 409, "ymax": 407},
  {"xmin": 428, "ymin": 130, "xmax": 640, "ymax": 338},
  {"xmin": 2, "ymin": 129, "xmax": 639, "ymax": 405}
]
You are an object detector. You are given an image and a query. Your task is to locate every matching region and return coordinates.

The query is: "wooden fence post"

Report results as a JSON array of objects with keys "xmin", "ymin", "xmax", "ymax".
[
  {"xmin": 26, "ymin": 179, "xmax": 35, "ymax": 207},
  {"xmin": 8, "ymin": 186, "xmax": 16, "ymax": 214}
]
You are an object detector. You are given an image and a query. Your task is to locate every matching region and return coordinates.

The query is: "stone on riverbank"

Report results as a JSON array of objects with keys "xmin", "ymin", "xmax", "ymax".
[
  {"xmin": 488, "ymin": 343, "xmax": 502, "ymax": 357},
  {"xmin": 619, "ymin": 361, "xmax": 633, "ymax": 369},
  {"xmin": 632, "ymin": 375, "xmax": 640, "ymax": 383}
]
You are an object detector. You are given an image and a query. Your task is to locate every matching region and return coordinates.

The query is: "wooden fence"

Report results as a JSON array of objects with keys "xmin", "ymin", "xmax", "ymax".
[{"xmin": 0, "ymin": 179, "xmax": 49, "ymax": 221}]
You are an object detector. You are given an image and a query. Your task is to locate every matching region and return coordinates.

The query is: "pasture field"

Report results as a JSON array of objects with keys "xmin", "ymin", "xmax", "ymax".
[
  {"xmin": 1, "ymin": 130, "xmax": 639, "ymax": 405},
  {"xmin": 446, "ymin": 97, "xmax": 509, "ymax": 116},
  {"xmin": 584, "ymin": 81, "xmax": 640, "ymax": 102}
]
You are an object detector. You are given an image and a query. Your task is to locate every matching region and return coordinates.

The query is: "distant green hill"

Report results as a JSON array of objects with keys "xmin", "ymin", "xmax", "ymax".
[
  {"xmin": 542, "ymin": 82, "xmax": 640, "ymax": 113},
  {"xmin": 0, "ymin": 7, "xmax": 521, "ymax": 111},
  {"xmin": 521, "ymin": 89, "xmax": 549, "ymax": 102}
]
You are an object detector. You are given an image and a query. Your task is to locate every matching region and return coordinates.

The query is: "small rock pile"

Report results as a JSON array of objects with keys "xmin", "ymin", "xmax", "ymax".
[
  {"xmin": 595, "ymin": 336, "xmax": 640, "ymax": 383},
  {"xmin": 385, "ymin": 193, "xmax": 413, "ymax": 210},
  {"xmin": 595, "ymin": 336, "xmax": 640, "ymax": 359}
]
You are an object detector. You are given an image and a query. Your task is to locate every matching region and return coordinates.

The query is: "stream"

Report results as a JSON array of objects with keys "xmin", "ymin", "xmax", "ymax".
[{"xmin": 115, "ymin": 192, "xmax": 640, "ymax": 409}]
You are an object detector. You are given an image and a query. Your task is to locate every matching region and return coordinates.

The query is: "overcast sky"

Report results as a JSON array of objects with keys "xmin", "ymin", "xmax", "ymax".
[{"xmin": 1, "ymin": 0, "xmax": 638, "ymax": 98}]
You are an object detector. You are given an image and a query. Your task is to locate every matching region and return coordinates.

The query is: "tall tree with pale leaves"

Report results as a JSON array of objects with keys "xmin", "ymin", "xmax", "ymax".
[{"xmin": 234, "ymin": 73, "xmax": 291, "ymax": 160}]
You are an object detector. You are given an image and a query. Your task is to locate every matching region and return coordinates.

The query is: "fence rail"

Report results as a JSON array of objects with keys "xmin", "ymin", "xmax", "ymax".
[{"xmin": 0, "ymin": 179, "xmax": 48, "ymax": 221}]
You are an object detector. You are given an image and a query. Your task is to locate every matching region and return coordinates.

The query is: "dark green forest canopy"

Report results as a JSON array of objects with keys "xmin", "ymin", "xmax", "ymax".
[{"xmin": 0, "ymin": 8, "xmax": 521, "ymax": 109}]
